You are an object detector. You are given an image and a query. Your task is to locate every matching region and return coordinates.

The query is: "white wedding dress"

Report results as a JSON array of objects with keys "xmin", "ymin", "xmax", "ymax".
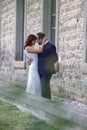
[{"xmin": 25, "ymin": 43, "xmax": 41, "ymax": 96}]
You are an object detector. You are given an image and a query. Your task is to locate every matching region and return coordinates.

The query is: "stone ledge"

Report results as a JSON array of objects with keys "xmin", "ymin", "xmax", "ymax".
[
  {"xmin": 0, "ymin": 87, "xmax": 87, "ymax": 130},
  {"xmin": 80, "ymin": 63, "xmax": 87, "ymax": 74},
  {"xmin": 13, "ymin": 61, "xmax": 26, "ymax": 69},
  {"xmin": 54, "ymin": 61, "xmax": 59, "ymax": 72}
]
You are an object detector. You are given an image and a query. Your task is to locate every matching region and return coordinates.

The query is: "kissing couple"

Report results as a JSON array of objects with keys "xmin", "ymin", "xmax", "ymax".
[{"xmin": 24, "ymin": 32, "xmax": 58, "ymax": 99}]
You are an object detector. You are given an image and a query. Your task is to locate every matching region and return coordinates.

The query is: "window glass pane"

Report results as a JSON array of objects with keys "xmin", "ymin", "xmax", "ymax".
[
  {"xmin": 51, "ymin": 15, "xmax": 56, "ymax": 27},
  {"xmin": 50, "ymin": 0, "xmax": 56, "ymax": 44},
  {"xmin": 51, "ymin": 0, "xmax": 56, "ymax": 14},
  {"xmin": 50, "ymin": 29, "xmax": 55, "ymax": 44},
  {"xmin": 16, "ymin": 0, "xmax": 24, "ymax": 61}
]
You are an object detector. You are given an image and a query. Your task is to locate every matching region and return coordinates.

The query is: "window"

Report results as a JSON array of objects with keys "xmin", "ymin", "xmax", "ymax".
[
  {"xmin": 15, "ymin": 0, "xmax": 24, "ymax": 61},
  {"xmin": 42, "ymin": 0, "xmax": 59, "ymax": 50},
  {"xmin": 50, "ymin": 0, "xmax": 56, "ymax": 45}
]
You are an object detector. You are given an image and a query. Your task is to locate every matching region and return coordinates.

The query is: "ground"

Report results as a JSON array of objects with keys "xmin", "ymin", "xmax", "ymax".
[{"xmin": 0, "ymin": 100, "xmax": 58, "ymax": 130}]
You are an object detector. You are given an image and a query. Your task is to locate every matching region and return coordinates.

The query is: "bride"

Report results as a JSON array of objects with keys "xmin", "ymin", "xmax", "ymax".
[{"xmin": 24, "ymin": 34, "xmax": 45, "ymax": 96}]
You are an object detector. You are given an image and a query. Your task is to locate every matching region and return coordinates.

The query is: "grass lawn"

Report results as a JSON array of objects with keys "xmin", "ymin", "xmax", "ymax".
[{"xmin": 0, "ymin": 100, "xmax": 58, "ymax": 130}]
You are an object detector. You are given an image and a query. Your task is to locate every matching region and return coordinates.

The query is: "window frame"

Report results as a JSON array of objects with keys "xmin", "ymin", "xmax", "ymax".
[
  {"xmin": 0, "ymin": 1, "xmax": 1, "ymax": 54},
  {"xmin": 84, "ymin": 0, "xmax": 87, "ymax": 62}
]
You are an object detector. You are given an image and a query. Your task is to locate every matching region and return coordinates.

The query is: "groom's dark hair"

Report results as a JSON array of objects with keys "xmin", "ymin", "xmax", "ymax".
[{"xmin": 37, "ymin": 32, "xmax": 46, "ymax": 39}]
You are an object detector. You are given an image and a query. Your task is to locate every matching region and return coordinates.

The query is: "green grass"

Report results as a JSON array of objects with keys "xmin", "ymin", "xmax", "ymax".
[{"xmin": 0, "ymin": 100, "xmax": 58, "ymax": 130}]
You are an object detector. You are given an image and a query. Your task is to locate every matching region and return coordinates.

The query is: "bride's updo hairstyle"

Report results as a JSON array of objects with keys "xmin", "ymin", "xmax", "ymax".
[{"xmin": 24, "ymin": 34, "xmax": 37, "ymax": 49}]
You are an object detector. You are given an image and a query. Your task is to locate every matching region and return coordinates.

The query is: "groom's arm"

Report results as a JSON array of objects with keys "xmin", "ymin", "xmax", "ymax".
[{"xmin": 26, "ymin": 57, "xmax": 33, "ymax": 65}]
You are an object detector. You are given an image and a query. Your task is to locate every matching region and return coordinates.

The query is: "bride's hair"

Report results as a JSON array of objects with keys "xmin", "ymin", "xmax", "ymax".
[{"xmin": 24, "ymin": 34, "xmax": 37, "ymax": 49}]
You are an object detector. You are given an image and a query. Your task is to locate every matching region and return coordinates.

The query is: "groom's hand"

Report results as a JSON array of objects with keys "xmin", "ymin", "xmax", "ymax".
[{"xmin": 26, "ymin": 57, "xmax": 33, "ymax": 65}]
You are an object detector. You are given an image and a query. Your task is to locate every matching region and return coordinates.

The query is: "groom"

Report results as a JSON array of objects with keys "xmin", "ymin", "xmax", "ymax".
[{"xmin": 37, "ymin": 32, "xmax": 58, "ymax": 99}]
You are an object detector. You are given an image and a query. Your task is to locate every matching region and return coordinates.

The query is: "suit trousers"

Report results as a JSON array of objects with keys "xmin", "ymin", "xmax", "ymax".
[{"xmin": 40, "ymin": 74, "xmax": 51, "ymax": 99}]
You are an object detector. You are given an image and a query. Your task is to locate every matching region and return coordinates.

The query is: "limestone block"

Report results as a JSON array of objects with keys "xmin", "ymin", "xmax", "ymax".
[{"xmin": 13, "ymin": 61, "xmax": 26, "ymax": 69}]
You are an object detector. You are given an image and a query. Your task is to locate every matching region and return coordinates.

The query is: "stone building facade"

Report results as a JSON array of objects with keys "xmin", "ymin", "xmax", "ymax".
[{"xmin": 0, "ymin": 0, "xmax": 87, "ymax": 103}]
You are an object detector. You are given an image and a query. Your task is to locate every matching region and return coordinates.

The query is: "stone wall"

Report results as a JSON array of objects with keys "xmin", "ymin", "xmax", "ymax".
[
  {"xmin": 50, "ymin": 72, "xmax": 87, "ymax": 103},
  {"xmin": 50, "ymin": 0, "xmax": 87, "ymax": 102},
  {"xmin": 59, "ymin": 0, "xmax": 84, "ymax": 73},
  {"xmin": 26, "ymin": 0, "xmax": 42, "ymax": 35},
  {"xmin": 0, "ymin": 0, "xmax": 87, "ymax": 103},
  {"xmin": 0, "ymin": 0, "xmax": 16, "ymax": 77}
]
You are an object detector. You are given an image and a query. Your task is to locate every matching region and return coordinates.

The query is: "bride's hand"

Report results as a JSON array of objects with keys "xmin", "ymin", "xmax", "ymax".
[{"xmin": 42, "ymin": 36, "xmax": 47, "ymax": 43}]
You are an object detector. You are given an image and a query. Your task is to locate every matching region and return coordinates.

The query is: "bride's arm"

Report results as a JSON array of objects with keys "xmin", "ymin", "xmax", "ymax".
[
  {"xmin": 24, "ymin": 50, "xmax": 33, "ymax": 64},
  {"xmin": 25, "ymin": 40, "xmax": 45, "ymax": 54}
]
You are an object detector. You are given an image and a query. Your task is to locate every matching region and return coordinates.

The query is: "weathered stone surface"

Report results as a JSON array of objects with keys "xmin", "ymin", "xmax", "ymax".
[
  {"xmin": 26, "ymin": 0, "xmax": 42, "ymax": 34},
  {"xmin": 50, "ymin": 72, "xmax": 87, "ymax": 103},
  {"xmin": 59, "ymin": 0, "xmax": 84, "ymax": 73},
  {"xmin": 0, "ymin": 0, "xmax": 16, "ymax": 74}
]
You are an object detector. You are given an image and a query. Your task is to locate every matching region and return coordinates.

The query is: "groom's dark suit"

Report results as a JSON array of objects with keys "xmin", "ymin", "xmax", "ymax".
[{"xmin": 38, "ymin": 41, "xmax": 58, "ymax": 99}]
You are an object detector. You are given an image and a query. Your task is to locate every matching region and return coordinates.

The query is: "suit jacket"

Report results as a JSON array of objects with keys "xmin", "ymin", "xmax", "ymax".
[{"xmin": 38, "ymin": 41, "xmax": 58, "ymax": 76}]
